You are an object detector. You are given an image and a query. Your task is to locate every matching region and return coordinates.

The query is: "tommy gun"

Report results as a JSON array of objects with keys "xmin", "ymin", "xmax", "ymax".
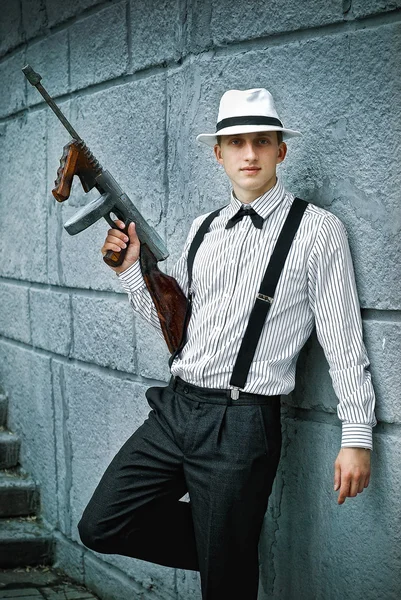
[{"xmin": 22, "ymin": 64, "xmax": 188, "ymax": 353}]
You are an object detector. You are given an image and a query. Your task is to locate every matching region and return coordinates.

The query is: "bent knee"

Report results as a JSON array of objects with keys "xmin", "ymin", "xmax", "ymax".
[{"xmin": 77, "ymin": 514, "xmax": 110, "ymax": 553}]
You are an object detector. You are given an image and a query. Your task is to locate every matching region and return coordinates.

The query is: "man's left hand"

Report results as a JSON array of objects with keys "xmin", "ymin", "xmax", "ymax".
[{"xmin": 334, "ymin": 447, "xmax": 371, "ymax": 505}]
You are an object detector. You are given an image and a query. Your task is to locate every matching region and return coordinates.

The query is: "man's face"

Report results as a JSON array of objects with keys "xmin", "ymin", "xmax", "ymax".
[{"xmin": 213, "ymin": 131, "xmax": 287, "ymax": 202}]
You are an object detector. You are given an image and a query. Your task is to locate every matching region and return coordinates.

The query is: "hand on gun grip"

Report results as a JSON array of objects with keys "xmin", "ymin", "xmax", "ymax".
[{"xmin": 101, "ymin": 220, "xmax": 140, "ymax": 274}]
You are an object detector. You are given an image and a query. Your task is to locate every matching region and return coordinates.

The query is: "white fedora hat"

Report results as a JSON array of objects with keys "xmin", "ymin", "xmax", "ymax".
[{"xmin": 196, "ymin": 88, "xmax": 301, "ymax": 147}]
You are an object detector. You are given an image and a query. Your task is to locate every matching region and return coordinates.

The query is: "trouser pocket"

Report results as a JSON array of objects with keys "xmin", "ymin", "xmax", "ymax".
[{"xmin": 257, "ymin": 403, "xmax": 282, "ymax": 458}]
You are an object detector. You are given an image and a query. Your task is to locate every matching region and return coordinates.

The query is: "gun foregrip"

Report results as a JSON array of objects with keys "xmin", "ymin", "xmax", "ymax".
[
  {"xmin": 53, "ymin": 140, "xmax": 101, "ymax": 202},
  {"xmin": 52, "ymin": 141, "xmax": 80, "ymax": 202}
]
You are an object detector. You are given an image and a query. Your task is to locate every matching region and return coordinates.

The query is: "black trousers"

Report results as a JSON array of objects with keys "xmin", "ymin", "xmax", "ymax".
[{"xmin": 77, "ymin": 376, "xmax": 282, "ymax": 600}]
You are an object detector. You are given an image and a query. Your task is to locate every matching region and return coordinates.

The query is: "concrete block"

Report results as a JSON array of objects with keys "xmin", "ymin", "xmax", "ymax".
[
  {"xmin": 47, "ymin": 75, "xmax": 166, "ymax": 290},
  {"xmin": 184, "ymin": 0, "xmax": 213, "ymax": 55},
  {"xmin": 0, "ymin": 430, "xmax": 21, "ymax": 469},
  {"xmin": 0, "ymin": 342, "xmax": 57, "ymax": 525},
  {"xmin": 0, "ymin": 111, "xmax": 47, "ymax": 283},
  {"xmin": 46, "ymin": 0, "xmax": 104, "ymax": 27},
  {"xmin": 288, "ymin": 318, "xmax": 400, "ymax": 427},
  {"xmin": 0, "ymin": 1, "xmax": 22, "ymax": 57},
  {"xmin": 21, "ymin": 0, "xmax": 48, "ymax": 41},
  {"xmin": 0, "ymin": 468, "xmax": 40, "ymax": 517},
  {"xmin": 175, "ymin": 569, "xmax": 202, "ymax": 599},
  {"xmin": 0, "ymin": 50, "xmax": 26, "ymax": 118},
  {"xmin": 0, "ymin": 519, "xmax": 53, "ymax": 568},
  {"xmin": 71, "ymin": 293, "xmax": 136, "ymax": 372},
  {"xmin": 83, "ymin": 550, "xmax": 176, "ymax": 600},
  {"xmin": 129, "ymin": 0, "xmax": 181, "ymax": 72},
  {"xmin": 0, "ymin": 281, "xmax": 30, "ymax": 344},
  {"xmin": 70, "ymin": 2, "xmax": 128, "ymax": 90},
  {"xmin": 135, "ymin": 314, "xmax": 171, "ymax": 381},
  {"xmin": 210, "ymin": 0, "xmax": 345, "ymax": 47},
  {"xmin": 53, "ymin": 529, "xmax": 85, "ymax": 585},
  {"xmin": 26, "ymin": 30, "xmax": 69, "ymax": 107},
  {"xmin": 351, "ymin": 0, "xmax": 401, "ymax": 18},
  {"xmin": 51, "ymin": 361, "xmax": 73, "ymax": 538},
  {"xmin": 344, "ymin": 24, "xmax": 401, "ymax": 309},
  {"xmin": 51, "ymin": 361, "xmax": 151, "ymax": 541},
  {"xmin": 258, "ymin": 417, "xmax": 401, "ymax": 600},
  {"xmin": 362, "ymin": 319, "xmax": 401, "ymax": 424},
  {"xmin": 0, "ymin": 393, "xmax": 8, "ymax": 427},
  {"xmin": 30, "ymin": 287, "xmax": 72, "ymax": 355}
]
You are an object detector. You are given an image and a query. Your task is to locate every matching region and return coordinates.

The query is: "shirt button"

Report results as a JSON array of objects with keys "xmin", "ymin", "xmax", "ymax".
[{"xmin": 183, "ymin": 385, "xmax": 189, "ymax": 394}]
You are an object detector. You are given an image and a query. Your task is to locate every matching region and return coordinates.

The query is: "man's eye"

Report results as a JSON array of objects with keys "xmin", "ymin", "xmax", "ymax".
[
  {"xmin": 258, "ymin": 138, "xmax": 270, "ymax": 144},
  {"xmin": 230, "ymin": 139, "xmax": 241, "ymax": 145}
]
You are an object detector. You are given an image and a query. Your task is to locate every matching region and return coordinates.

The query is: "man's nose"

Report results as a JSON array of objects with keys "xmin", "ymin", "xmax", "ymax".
[{"xmin": 244, "ymin": 142, "xmax": 258, "ymax": 160}]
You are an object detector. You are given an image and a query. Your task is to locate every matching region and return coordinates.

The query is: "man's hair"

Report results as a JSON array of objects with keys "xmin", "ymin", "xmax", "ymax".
[{"xmin": 216, "ymin": 131, "xmax": 283, "ymax": 146}]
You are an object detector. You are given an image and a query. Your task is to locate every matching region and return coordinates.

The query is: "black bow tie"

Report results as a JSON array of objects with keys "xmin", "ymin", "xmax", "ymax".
[{"xmin": 225, "ymin": 205, "xmax": 264, "ymax": 230}]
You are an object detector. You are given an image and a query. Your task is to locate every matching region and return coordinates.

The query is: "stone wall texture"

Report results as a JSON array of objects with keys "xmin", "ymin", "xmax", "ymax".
[{"xmin": 0, "ymin": 1, "xmax": 400, "ymax": 599}]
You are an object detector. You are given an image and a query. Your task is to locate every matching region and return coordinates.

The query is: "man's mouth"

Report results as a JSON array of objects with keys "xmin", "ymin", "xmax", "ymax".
[{"xmin": 241, "ymin": 167, "xmax": 261, "ymax": 172}]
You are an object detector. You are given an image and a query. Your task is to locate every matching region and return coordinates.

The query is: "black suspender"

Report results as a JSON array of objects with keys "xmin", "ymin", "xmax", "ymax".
[
  {"xmin": 168, "ymin": 205, "xmax": 226, "ymax": 369},
  {"xmin": 169, "ymin": 197, "xmax": 309, "ymax": 392},
  {"xmin": 229, "ymin": 197, "xmax": 308, "ymax": 392}
]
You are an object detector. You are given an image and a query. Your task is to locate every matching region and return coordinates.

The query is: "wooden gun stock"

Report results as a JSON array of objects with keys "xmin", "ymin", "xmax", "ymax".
[
  {"xmin": 140, "ymin": 244, "xmax": 189, "ymax": 354},
  {"xmin": 52, "ymin": 140, "xmax": 101, "ymax": 202}
]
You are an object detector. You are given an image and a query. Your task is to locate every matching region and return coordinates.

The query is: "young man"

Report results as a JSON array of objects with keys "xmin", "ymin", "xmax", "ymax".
[{"xmin": 78, "ymin": 88, "xmax": 377, "ymax": 600}]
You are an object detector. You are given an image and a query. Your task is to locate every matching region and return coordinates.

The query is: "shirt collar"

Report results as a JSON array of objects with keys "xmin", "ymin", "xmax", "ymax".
[{"xmin": 229, "ymin": 177, "xmax": 286, "ymax": 221}]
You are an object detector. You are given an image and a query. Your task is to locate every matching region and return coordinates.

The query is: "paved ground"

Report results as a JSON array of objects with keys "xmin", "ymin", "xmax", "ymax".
[{"xmin": 0, "ymin": 565, "xmax": 99, "ymax": 599}]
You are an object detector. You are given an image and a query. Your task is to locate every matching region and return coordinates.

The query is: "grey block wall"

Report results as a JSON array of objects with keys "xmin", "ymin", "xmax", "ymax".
[{"xmin": 0, "ymin": 1, "xmax": 400, "ymax": 599}]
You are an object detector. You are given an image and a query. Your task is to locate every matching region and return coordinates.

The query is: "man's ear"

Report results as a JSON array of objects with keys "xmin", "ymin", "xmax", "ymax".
[
  {"xmin": 276, "ymin": 141, "xmax": 287, "ymax": 165},
  {"xmin": 214, "ymin": 143, "xmax": 224, "ymax": 165}
]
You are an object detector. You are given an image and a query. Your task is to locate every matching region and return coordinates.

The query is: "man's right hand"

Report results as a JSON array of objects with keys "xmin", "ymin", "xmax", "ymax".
[{"xmin": 101, "ymin": 220, "xmax": 140, "ymax": 274}]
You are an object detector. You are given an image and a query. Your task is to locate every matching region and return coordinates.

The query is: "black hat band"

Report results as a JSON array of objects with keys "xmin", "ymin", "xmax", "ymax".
[{"xmin": 216, "ymin": 115, "xmax": 283, "ymax": 132}]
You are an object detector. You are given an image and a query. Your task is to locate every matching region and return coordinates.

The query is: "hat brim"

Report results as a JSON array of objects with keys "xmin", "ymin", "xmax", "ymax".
[{"xmin": 196, "ymin": 124, "xmax": 302, "ymax": 147}]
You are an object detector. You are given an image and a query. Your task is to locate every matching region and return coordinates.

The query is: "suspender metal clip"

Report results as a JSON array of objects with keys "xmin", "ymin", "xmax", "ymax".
[
  {"xmin": 230, "ymin": 387, "xmax": 240, "ymax": 400},
  {"xmin": 256, "ymin": 293, "xmax": 273, "ymax": 303}
]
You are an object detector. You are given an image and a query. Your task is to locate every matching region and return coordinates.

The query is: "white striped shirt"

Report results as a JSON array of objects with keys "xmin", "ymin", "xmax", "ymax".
[{"xmin": 118, "ymin": 178, "xmax": 377, "ymax": 450}]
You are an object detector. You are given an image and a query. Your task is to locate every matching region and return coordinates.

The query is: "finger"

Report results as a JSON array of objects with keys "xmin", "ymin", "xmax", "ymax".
[
  {"xmin": 338, "ymin": 476, "xmax": 351, "ymax": 505},
  {"xmin": 114, "ymin": 219, "xmax": 126, "ymax": 229},
  {"xmin": 101, "ymin": 241, "xmax": 126, "ymax": 254},
  {"xmin": 107, "ymin": 234, "xmax": 128, "ymax": 248},
  {"xmin": 349, "ymin": 477, "xmax": 360, "ymax": 497},
  {"xmin": 357, "ymin": 479, "xmax": 365, "ymax": 494},
  {"xmin": 127, "ymin": 223, "xmax": 140, "ymax": 246},
  {"xmin": 364, "ymin": 474, "xmax": 370, "ymax": 488},
  {"xmin": 334, "ymin": 462, "xmax": 341, "ymax": 491},
  {"xmin": 107, "ymin": 230, "xmax": 130, "ymax": 244}
]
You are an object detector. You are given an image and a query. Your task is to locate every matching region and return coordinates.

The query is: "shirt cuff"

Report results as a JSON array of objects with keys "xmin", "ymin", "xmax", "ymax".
[
  {"xmin": 341, "ymin": 423, "xmax": 373, "ymax": 450},
  {"xmin": 117, "ymin": 261, "xmax": 146, "ymax": 294}
]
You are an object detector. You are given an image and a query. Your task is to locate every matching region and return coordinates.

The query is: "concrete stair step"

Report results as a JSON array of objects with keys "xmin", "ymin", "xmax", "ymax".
[
  {"xmin": 0, "ymin": 394, "xmax": 7, "ymax": 428},
  {"xmin": 0, "ymin": 467, "xmax": 40, "ymax": 517},
  {"xmin": 0, "ymin": 518, "xmax": 53, "ymax": 568},
  {"xmin": 0, "ymin": 430, "xmax": 20, "ymax": 469}
]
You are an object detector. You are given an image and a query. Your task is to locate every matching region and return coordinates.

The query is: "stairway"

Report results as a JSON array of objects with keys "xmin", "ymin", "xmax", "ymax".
[{"xmin": 0, "ymin": 389, "xmax": 54, "ymax": 568}]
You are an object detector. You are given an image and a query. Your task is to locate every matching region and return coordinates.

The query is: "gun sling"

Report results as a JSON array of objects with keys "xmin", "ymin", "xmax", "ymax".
[{"xmin": 168, "ymin": 197, "xmax": 309, "ymax": 397}]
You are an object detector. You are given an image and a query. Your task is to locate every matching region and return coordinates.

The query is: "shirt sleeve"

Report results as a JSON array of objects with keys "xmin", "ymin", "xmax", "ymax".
[
  {"xmin": 116, "ymin": 215, "xmax": 204, "ymax": 338},
  {"xmin": 307, "ymin": 213, "xmax": 377, "ymax": 450}
]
